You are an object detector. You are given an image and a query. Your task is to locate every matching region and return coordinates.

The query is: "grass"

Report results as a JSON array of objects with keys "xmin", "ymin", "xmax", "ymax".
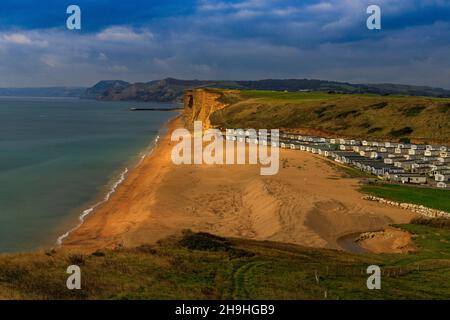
[
  {"xmin": 361, "ymin": 183, "xmax": 450, "ymax": 213},
  {"xmin": 208, "ymin": 89, "xmax": 450, "ymax": 143},
  {"xmin": 1, "ymin": 225, "xmax": 450, "ymax": 300},
  {"xmin": 240, "ymin": 90, "xmax": 342, "ymax": 101},
  {"xmin": 325, "ymin": 160, "xmax": 375, "ymax": 179}
]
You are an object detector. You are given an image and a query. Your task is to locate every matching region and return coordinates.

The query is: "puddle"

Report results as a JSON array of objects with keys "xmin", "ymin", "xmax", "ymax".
[{"xmin": 337, "ymin": 233, "xmax": 368, "ymax": 254}]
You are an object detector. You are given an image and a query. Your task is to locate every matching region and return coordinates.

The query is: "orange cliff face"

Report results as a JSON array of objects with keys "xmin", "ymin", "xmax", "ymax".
[{"xmin": 183, "ymin": 89, "xmax": 230, "ymax": 130}]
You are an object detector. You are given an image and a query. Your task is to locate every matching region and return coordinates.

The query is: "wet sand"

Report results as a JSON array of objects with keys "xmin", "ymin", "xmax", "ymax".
[{"xmin": 63, "ymin": 117, "xmax": 418, "ymax": 252}]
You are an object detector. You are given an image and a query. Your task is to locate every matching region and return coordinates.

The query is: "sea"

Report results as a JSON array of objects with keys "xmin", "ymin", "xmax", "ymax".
[{"xmin": 0, "ymin": 97, "xmax": 177, "ymax": 253}]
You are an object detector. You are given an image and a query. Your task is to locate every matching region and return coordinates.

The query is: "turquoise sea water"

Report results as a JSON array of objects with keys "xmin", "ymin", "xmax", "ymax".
[{"xmin": 0, "ymin": 97, "xmax": 177, "ymax": 253}]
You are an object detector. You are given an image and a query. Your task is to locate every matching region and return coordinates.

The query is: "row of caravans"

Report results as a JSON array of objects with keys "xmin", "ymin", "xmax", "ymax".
[{"xmin": 224, "ymin": 130, "xmax": 450, "ymax": 188}]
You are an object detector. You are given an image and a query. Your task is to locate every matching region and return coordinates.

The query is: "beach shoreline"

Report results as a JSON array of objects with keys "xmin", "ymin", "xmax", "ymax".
[
  {"xmin": 62, "ymin": 115, "xmax": 418, "ymax": 253},
  {"xmin": 55, "ymin": 117, "xmax": 173, "ymax": 248},
  {"xmin": 62, "ymin": 116, "xmax": 183, "ymax": 251}
]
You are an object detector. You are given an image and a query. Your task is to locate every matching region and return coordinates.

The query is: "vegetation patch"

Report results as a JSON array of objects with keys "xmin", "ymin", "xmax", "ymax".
[
  {"xmin": 367, "ymin": 127, "xmax": 383, "ymax": 134},
  {"xmin": 336, "ymin": 110, "xmax": 361, "ymax": 118},
  {"xmin": 368, "ymin": 102, "xmax": 388, "ymax": 109},
  {"xmin": 403, "ymin": 105, "xmax": 426, "ymax": 117},
  {"xmin": 361, "ymin": 183, "xmax": 450, "ymax": 213},
  {"xmin": 2, "ymin": 226, "xmax": 450, "ymax": 300},
  {"xmin": 389, "ymin": 126, "xmax": 414, "ymax": 137},
  {"xmin": 438, "ymin": 103, "xmax": 450, "ymax": 113},
  {"xmin": 208, "ymin": 90, "xmax": 450, "ymax": 143},
  {"xmin": 314, "ymin": 105, "xmax": 334, "ymax": 118},
  {"xmin": 411, "ymin": 218, "xmax": 450, "ymax": 230},
  {"xmin": 178, "ymin": 232, "xmax": 231, "ymax": 251},
  {"xmin": 178, "ymin": 231, "xmax": 253, "ymax": 258}
]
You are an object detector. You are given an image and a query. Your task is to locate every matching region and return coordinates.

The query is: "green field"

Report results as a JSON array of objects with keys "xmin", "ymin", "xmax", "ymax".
[
  {"xmin": 1, "ymin": 225, "xmax": 450, "ymax": 300},
  {"xmin": 240, "ymin": 90, "xmax": 343, "ymax": 101},
  {"xmin": 209, "ymin": 90, "xmax": 450, "ymax": 143},
  {"xmin": 361, "ymin": 183, "xmax": 450, "ymax": 213}
]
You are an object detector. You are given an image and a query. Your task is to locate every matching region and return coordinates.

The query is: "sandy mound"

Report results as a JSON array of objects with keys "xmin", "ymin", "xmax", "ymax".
[{"xmin": 356, "ymin": 227, "xmax": 416, "ymax": 254}]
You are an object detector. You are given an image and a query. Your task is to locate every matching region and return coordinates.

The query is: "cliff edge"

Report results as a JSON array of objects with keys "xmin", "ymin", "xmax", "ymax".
[{"xmin": 183, "ymin": 89, "xmax": 234, "ymax": 130}]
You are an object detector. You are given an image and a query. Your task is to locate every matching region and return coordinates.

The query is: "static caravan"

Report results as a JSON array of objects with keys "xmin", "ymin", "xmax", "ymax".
[
  {"xmin": 393, "ymin": 174, "xmax": 427, "ymax": 184},
  {"xmin": 424, "ymin": 150, "xmax": 440, "ymax": 157},
  {"xmin": 384, "ymin": 157, "xmax": 402, "ymax": 164},
  {"xmin": 437, "ymin": 182, "xmax": 448, "ymax": 188},
  {"xmin": 435, "ymin": 174, "xmax": 450, "ymax": 182},
  {"xmin": 438, "ymin": 157, "xmax": 450, "ymax": 164},
  {"xmin": 409, "ymin": 176, "xmax": 427, "ymax": 184}
]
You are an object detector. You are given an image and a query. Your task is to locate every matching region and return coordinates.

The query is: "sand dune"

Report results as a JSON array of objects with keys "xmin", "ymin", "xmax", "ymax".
[{"xmin": 64, "ymin": 117, "xmax": 418, "ymax": 252}]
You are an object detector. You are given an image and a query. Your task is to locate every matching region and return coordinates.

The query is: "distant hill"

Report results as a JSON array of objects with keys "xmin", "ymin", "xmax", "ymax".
[
  {"xmin": 4, "ymin": 78, "xmax": 449, "ymax": 100},
  {"xmin": 81, "ymin": 80, "xmax": 130, "ymax": 99},
  {"xmin": 84, "ymin": 78, "xmax": 226, "ymax": 102},
  {"xmin": 0, "ymin": 87, "xmax": 86, "ymax": 98},
  {"xmin": 84, "ymin": 78, "xmax": 450, "ymax": 102}
]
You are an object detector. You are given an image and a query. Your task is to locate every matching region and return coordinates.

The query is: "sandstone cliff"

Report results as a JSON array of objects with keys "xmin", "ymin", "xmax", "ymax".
[{"xmin": 183, "ymin": 89, "xmax": 233, "ymax": 130}]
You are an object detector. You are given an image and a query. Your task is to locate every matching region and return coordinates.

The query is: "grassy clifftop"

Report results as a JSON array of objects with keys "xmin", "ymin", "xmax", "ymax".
[
  {"xmin": 208, "ymin": 90, "xmax": 450, "ymax": 143},
  {"xmin": 1, "ymin": 224, "xmax": 450, "ymax": 300}
]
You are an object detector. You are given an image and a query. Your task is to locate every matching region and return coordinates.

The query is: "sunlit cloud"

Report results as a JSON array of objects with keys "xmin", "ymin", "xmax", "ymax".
[
  {"xmin": 2, "ymin": 33, "xmax": 48, "ymax": 47},
  {"xmin": 97, "ymin": 27, "xmax": 154, "ymax": 42}
]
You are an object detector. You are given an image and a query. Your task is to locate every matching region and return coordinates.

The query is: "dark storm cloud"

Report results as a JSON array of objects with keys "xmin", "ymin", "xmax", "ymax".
[{"xmin": 0, "ymin": 0, "xmax": 449, "ymax": 88}]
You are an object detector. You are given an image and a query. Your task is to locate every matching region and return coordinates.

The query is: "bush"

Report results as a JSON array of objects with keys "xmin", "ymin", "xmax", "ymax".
[
  {"xmin": 68, "ymin": 254, "xmax": 85, "ymax": 265},
  {"xmin": 179, "ymin": 232, "xmax": 231, "ymax": 251},
  {"xmin": 411, "ymin": 217, "xmax": 450, "ymax": 230},
  {"xmin": 178, "ymin": 231, "xmax": 254, "ymax": 258},
  {"xmin": 399, "ymin": 137, "xmax": 411, "ymax": 144},
  {"xmin": 390, "ymin": 127, "xmax": 414, "ymax": 137}
]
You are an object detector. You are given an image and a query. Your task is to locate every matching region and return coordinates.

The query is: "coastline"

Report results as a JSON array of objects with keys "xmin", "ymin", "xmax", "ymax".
[
  {"xmin": 56, "ymin": 116, "xmax": 176, "ymax": 249},
  {"xmin": 62, "ymin": 116, "xmax": 183, "ymax": 251},
  {"xmin": 62, "ymin": 115, "xmax": 418, "ymax": 253}
]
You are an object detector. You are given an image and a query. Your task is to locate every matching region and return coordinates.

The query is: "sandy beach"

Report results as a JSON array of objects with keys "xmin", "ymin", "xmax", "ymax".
[{"xmin": 63, "ymin": 116, "xmax": 418, "ymax": 253}]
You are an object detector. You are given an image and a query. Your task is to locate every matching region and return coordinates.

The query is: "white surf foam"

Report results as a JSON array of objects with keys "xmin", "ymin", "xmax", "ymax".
[{"xmin": 56, "ymin": 133, "xmax": 163, "ymax": 246}]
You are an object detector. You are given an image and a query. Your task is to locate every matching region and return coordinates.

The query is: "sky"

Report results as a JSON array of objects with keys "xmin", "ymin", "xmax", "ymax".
[{"xmin": 0, "ymin": 0, "xmax": 449, "ymax": 88}]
